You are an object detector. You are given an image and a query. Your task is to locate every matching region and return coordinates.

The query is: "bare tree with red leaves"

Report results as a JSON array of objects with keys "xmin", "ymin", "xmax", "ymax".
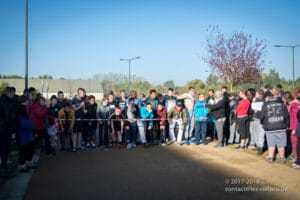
[{"xmin": 204, "ymin": 26, "xmax": 267, "ymax": 91}]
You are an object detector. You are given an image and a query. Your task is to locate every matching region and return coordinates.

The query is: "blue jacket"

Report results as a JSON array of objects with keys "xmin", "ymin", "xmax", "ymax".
[
  {"xmin": 194, "ymin": 101, "xmax": 209, "ymax": 122},
  {"xmin": 140, "ymin": 106, "xmax": 154, "ymax": 126},
  {"xmin": 17, "ymin": 115, "xmax": 34, "ymax": 146}
]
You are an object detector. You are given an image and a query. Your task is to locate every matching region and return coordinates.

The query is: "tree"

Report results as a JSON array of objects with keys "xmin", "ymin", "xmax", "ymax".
[
  {"xmin": 204, "ymin": 26, "xmax": 267, "ymax": 91},
  {"xmin": 177, "ymin": 79, "xmax": 205, "ymax": 94},
  {"xmin": 205, "ymin": 74, "xmax": 218, "ymax": 89},
  {"xmin": 262, "ymin": 69, "xmax": 281, "ymax": 87},
  {"xmin": 0, "ymin": 82, "xmax": 9, "ymax": 95},
  {"xmin": 163, "ymin": 80, "xmax": 175, "ymax": 90}
]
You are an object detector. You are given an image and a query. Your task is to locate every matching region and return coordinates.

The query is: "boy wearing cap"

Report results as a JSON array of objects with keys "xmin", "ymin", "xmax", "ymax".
[{"xmin": 168, "ymin": 100, "xmax": 187, "ymax": 145}]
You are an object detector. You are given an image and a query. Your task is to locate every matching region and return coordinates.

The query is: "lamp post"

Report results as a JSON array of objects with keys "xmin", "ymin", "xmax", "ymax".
[
  {"xmin": 274, "ymin": 44, "xmax": 300, "ymax": 89},
  {"xmin": 25, "ymin": 0, "xmax": 29, "ymax": 90},
  {"xmin": 120, "ymin": 56, "xmax": 140, "ymax": 93}
]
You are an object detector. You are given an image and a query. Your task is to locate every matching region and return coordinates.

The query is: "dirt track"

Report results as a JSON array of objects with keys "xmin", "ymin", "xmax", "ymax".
[{"xmin": 24, "ymin": 143, "xmax": 300, "ymax": 200}]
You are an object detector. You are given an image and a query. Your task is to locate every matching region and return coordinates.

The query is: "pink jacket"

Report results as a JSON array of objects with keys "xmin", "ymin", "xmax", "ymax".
[{"xmin": 288, "ymin": 101, "xmax": 300, "ymax": 131}]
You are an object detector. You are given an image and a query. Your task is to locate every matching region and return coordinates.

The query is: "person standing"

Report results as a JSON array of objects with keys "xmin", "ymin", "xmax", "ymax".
[
  {"xmin": 110, "ymin": 106, "xmax": 125, "ymax": 149},
  {"xmin": 283, "ymin": 91, "xmax": 300, "ymax": 162},
  {"xmin": 125, "ymin": 98, "xmax": 140, "ymax": 149},
  {"xmin": 140, "ymin": 103, "xmax": 154, "ymax": 145},
  {"xmin": 192, "ymin": 93, "xmax": 209, "ymax": 145},
  {"xmin": 177, "ymin": 87, "xmax": 195, "ymax": 145},
  {"xmin": 207, "ymin": 90, "xmax": 226, "ymax": 148},
  {"xmin": 17, "ymin": 95, "xmax": 35, "ymax": 172},
  {"xmin": 58, "ymin": 102, "xmax": 75, "ymax": 151},
  {"xmin": 84, "ymin": 95, "xmax": 98, "ymax": 148},
  {"xmin": 0, "ymin": 87, "xmax": 18, "ymax": 177},
  {"xmin": 97, "ymin": 98, "xmax": 110, "ymax": 150},
  {"xmin": 291, "ymin": 107, "xmax": 300, "ymax": 168},
  {"xmin": 71, "ymin": 88, "xmax": 86, "ymax": 152},
  {"xmin": 235, "ymin": 90, "xmax": 251, "ymax": 150},
  {"xmin": 260, "ymin": 91, "xmax": 289, "ymax": 164},
  {"xmin": 168, "ymin": 100, "xmax": 187, "ymax": 145},
  {"xmin": 29, "ymin": 94, "xmax": 51, "ymax": 153},
  {"xmin": 249, "ymin": 89, "xmax": 265, "ymax": 155},
  {"xmin": 156, "ymin": 102, "xmax": 167, "ymax": 146}
]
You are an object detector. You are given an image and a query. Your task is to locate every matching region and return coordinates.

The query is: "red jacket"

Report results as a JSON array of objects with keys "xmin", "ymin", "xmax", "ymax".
[
  {"xmin": 29, "ymin": 102, "xmax": 49, "ymax": 130},
  {"xmin": 156, "ymin": 106, "xmax": 167, "ymax": 126},
  {"xmin": 235, "ymin": 99, "xmax": 250, "ymax": 117}
]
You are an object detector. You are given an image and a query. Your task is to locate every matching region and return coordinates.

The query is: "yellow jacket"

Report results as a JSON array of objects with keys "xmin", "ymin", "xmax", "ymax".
[{"xmin": 58, "ymin": 108, "xmax": 75, "ymax": 131}]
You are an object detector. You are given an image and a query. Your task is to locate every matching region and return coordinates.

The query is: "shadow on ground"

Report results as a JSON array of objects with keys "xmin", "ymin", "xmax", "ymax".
[{"xmin": 24, "ymin": 145, "xmax": 287, "ymax": 200}]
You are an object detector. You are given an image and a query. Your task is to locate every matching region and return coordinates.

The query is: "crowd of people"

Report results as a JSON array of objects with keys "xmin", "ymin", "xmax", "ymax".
[{"xmin": 0, "ymin": 84, "xmax": 300, "ymax": 177}]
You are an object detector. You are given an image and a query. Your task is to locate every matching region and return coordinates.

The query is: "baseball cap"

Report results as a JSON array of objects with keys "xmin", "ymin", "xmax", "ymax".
[{"xmin": 176, "ymin": 100, "xmax": 184, "ymax": 107}]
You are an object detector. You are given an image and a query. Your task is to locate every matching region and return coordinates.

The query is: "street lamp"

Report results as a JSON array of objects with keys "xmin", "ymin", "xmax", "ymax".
[
  {"xmin": 25, "ymin": 0, "xmax": 29, "ymax": 90},
  {"xmin": 120, "ymin": 56, "xmax": 140, "ymax": 93},
  {"xmin": 274, "ymin": 44, "xmax": 300, "ymax": 89}
]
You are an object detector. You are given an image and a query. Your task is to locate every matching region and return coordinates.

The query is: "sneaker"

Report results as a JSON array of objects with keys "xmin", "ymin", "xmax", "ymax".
[
  {"xmin": 26, "ymin": 161, "xmax": 38, "ymax": 169},
  {"xmin": 175, "ymin": 142, "xmax": 182, "ymax": 147},
  {"xmin": 184, "ymin": 140, "xmax": 190, "ymax": 145},
  {"xmin": 0, "ymin": 168, "xmax": 17, "ymax": 178},
  {"xmin": 161, "ymin": 143, "xmax": 167, "ymax": 147},
  {"xmin": 143, "ymin": 143, "xmax": 150, "ymax": 148},
  {"xmin": 104, "ymin": 146, "xmax": 110, "ymax": 151},
  {"xmin": 235, "ymin": 145, "xmax": 245, "ymax": 150},
  {"xmin": 288, "ymin": 155, "xmax": 296, "ymax": 162},
  {"xmin": 91, "ymin": 142, "xmax": 96, "ymax": 148},
  {"xmin": 214, "ymin": 143, "xmax": 223, "ymax": 148},
  {"xmin": 19, "ymin": 165, "xmax": 29, "ymax": 173},
  {"xmin": 72, "ymin": 148, "xmax": 77, "ymax": 152},
  {"xmin": 117, "ymin": 144, "xmax": 122, "ymax": 149},
  {"xmin": 190, "ymin": 140, "xmax": 200, "ymax": 145},
  {"xmin": 126, "ymin": 143, "xmax": 133, "ymax": 150},
  {"xmin": 291, "ymin": 163, "xmax": 300, "ymax": 169},
  {"xmin": 248, "ymin": 144, "xmax": 256, "ymax": 149},
  {"xmin": 266, "ymin": 157, "xmax": 274, "ymax": 163},
  {"xmin": 86, "ymin": 143, "xmax": 91, "ymax": 148},
  {"xmin": 280, "ymin": 157, "xmax": 286, "ymax": 164}
]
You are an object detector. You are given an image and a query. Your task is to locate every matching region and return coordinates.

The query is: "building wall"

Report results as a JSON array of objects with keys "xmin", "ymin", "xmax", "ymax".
[{"xmin": 0, "ymin": 79, "xmax": 104, "ymax": 100}]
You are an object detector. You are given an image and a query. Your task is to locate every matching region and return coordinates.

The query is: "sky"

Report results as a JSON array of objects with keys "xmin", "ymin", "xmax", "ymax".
[{"xmin": 0, "ymin": 0, "xmax": 300, "ymax": 86}]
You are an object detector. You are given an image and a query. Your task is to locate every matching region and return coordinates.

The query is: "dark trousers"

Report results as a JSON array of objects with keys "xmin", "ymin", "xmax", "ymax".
[
  {"xmin": 236, "ymin": 116, "xmax": 250, "ymax": 140},
  {"xmin": 34, "ymin": 129, "xmax": 51, "ymax": 155},
  {"xmin": 0, "ymin": 127, "xmax": 11, "ymax": 168},
  {"xmin": 19, "ymin": 142, "xmax": 34, "ymax": 165},
  {"xmin": 144, "ymin": 122, "xmax": 154, "ymax": 143},
  {"xmin": 99, "ymin": 122, "xmax": 109, "ymax": 146},
  {"xmin": 125, "ymin": 121, "xmax": 138, "ymax": 143}
]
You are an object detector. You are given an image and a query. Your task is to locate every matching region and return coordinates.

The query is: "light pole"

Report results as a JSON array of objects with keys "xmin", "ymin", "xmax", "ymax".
[
  {"xmin": 120, "ymin": 56, "xmax": 140, "ymax": 93},
  {"xmin": 25, "ymin": 0, "xmax": 29, "ymax": 90},
  {"xmin": 274, "ymin": 44, "xmax": 300, "ymax": 89}
]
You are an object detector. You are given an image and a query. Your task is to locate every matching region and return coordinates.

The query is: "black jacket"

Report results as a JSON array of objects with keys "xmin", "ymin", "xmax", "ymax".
[
  {"xmin": 0, "ymin": 94, "xmax": 18, "ymax": 129},
  {"xmin": 207, "ymin": 98, "xmax": 226, "ymax": 120},
  {"xmin": 259, "ymin": 98, "xmax": 289, "ymax": 131}
]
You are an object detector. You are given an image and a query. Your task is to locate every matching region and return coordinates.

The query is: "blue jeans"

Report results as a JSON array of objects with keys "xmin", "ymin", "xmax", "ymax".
[{"xmin": 194, "ymin": 121, "xmax": 207, "ymax": 143}]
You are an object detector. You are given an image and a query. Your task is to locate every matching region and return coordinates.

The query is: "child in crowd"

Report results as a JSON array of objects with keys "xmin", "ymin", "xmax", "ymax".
[
  {"xmin": 168, "ymin": 100, "xmax": 187, "ymax": 145},
  {"xmin": 84, "ymin": 95, "xmax": 98, "ymax": 148},
  {"xmin": 97, "ymin": 98, "xmax": 110, "ymax": 150},
  {"xmin": 58, "ymin": 102, "xmax": 75, "ymax": 151},
  {"xmin": 110, "ymin": 106, "xmax": 125, "ymax": 149},
  {"xmin": 192, "ymin": 93, "xmax": 208, "ymax": 145},
  {"xmin": 156, "ymin": 102, "xmax": 167, "ymax": 146}
]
